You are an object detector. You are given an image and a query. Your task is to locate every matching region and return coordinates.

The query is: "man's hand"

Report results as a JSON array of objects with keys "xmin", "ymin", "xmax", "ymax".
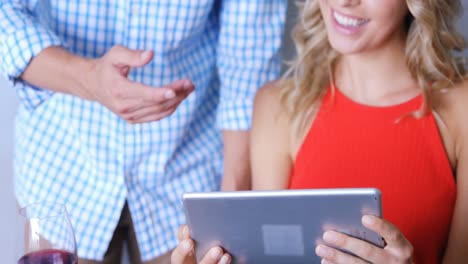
[
  {"xmin": 81, "ymin": 45, "xmax": 194, "ymax": 123},
  {"xmin": 20, "ymin": 45, "xmax": 194, "ymax": 124}
]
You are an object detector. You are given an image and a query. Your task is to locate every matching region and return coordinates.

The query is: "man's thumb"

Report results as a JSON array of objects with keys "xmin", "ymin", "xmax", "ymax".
[{"xmin": 108, "ymin": 45, "xmax": 153, "ymax": 68}]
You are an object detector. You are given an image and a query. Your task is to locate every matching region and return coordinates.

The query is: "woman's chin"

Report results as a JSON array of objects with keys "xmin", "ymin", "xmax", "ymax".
[{"xmin": 329, "ymin": 41, "xmax": 363, "ymax": 55}]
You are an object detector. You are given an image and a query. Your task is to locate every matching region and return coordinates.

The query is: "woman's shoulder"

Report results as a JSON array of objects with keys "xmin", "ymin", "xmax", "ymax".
[
  {"xmin": 435, "ymin": 78, "xmax": 468, "ymax": 122},
  {"xmin": 434, "ymin": 78, "xmax": 468, "ymax": 162},
  {"xmin": 252, "ymin": 79, "xmax": 292, "ymax": 149},
  {"xmin": 255, "ymin": 80, "xmax": 287, "ymax": 107},
  {"xmin": 253, "ymin": 79, "xmax": 291, "ymax": 122}
]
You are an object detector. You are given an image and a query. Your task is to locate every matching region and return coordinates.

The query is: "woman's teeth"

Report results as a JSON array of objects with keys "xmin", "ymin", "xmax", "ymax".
[{"xmin": 333, "ymin": 11, "xmax": 369, "ymax": 27}]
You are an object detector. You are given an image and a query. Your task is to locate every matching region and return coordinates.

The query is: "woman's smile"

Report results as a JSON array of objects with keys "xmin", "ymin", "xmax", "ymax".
[{"xmin": 331, "ymin": 8, "xmax": 370, "ymax": 35}]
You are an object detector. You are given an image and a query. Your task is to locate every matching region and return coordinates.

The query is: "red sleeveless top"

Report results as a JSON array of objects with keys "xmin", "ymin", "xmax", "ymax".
[{"xmin": 289, "ymin": 87, "xmax": 456, "ymax": 263}]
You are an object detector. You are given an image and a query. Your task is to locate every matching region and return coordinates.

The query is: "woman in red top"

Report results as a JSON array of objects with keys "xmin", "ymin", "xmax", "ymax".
[{"xmin": 172, "ymin": 0, "xmax": 468, "ymax": 263}]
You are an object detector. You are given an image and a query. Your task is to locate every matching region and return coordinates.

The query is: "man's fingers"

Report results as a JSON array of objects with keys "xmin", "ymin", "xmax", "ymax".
[
  {"xmin": 107, "ymin": 45, "xmax": 153, "ymax": 68},
  {"xmin": 113, "ymin": 85, "xmax": 190, "ymax": 123},
  {"xmin": 107, "ymin": 78, "xmax": 193, "ymax": 123},
  {"xmin": 131, "ymin": 107, "xmax": 177, "ymax": 123},
  {"xmin": 121, "ymin": 78, "xmax": 193, "ymax": 103},
  {"xmin": 148, "ymin": 85, "xmax": 193, "ymax": 103},
  {"xmin": 126, "ymin": 104, "xmax": 176, "ymax": 123},
  {"xmin": 119, "ymin": 80, "xmax": 188, "ymax": 104},
  {"xmin": 171, "ymin": 239, "xmax": 196, "ymax": 264},
  {"xmin": 124, "ymin": 95, "xmax": 186, "ymax": 123},
  {"xmin": 154, "ymin": 79, "xmax": 194, "ymax": 101},
  {"xmin": 163, "ymin": 79, "xmax": 195, "ymax": 93}
]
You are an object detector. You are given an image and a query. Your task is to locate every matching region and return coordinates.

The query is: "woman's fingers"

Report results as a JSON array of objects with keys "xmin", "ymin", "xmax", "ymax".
[
  {"xmin": 199, "ymin": 247, "xmax": 231, "ymax": 264},
  {"xmin": 177, "ymin": 225, "xmax": 190, "ymax": 241},
  {"xmin": 315, "ymin": 244, "xmax": 369, "ymax": 264},
  {"xmin": 362, "ymin": 215, "xmax": 401, "ymax": 245},
  {"xmin": 170, "ymin": 238, "xmax": 196, "ymax": 264},
  {"xmin": 173, "ymin": 226, "xmax": 231, "ymax": 264},
  {"xmin": 362, "ymin": 215, "xmax": 413, "ymax": 259},
  {"xmin": 362, "ymin": 215, "xmax": 413, "ymax": 263},
  {"xmin": 317, "ymin": 216, "xmax": 413, "ymax": 263},
  {"xmin": 318, "ymin": 230, "xmax": 381, "ymax": 263}
]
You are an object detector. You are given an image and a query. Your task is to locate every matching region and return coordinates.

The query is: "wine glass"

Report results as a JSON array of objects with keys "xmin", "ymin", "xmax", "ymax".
[{"xmin": 17, "ymin": 202, "xmax": 78, "ymax": 264}]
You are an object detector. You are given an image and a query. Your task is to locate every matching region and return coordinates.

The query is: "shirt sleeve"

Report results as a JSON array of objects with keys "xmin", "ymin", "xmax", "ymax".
[
  {"xmin": 216, "ymin": 1, "xmax": 287, "ymax": 130},
  {"xmin": 0, "ymin": 1, "xmax": 66, "ymax": 105}
]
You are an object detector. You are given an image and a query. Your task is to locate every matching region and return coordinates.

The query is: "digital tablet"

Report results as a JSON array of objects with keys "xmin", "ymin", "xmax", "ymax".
[{"xmin": 183, "ymin": 188, "xmax": 384, "ymax": 264}]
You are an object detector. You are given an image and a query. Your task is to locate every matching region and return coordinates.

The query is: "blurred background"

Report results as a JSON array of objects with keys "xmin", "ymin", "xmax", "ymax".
[{"xmin": 1, "ymin": 0, "xmax": 467, "ymax": 262}]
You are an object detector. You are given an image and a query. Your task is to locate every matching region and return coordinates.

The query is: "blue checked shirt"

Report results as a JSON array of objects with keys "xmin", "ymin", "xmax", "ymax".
[{"xmin": 0, "ymin": 0, "xmax": 286, "ymax": 261}]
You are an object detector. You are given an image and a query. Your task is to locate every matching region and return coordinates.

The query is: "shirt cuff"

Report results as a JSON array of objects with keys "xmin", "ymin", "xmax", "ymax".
[
  {"xmin": 1, "ymin": 25, "xmax": 65, "ymax": 110},
  {"xmin": 2, "ymin": 25, "xmax": 65, "ymax": 79}
]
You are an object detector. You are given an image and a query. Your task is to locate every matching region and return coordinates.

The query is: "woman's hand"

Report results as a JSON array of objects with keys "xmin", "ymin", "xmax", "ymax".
[
  {"xmin": 171, "ymin": 225, "xmax": 232, "ymax": 264},
  {"xmin": 315, "ymin": 215, "xmax": 414, "ymax": 264}
]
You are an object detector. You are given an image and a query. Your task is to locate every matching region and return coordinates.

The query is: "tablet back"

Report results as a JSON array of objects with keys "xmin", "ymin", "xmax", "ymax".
[{"xmin": 183, "ymin": 188, "xmax": 384, "ymax": 264}]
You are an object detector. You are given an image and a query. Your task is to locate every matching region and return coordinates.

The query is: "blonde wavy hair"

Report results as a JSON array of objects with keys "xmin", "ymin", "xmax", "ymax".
[{"xmin": 281, "ymin": 0, "xmax": 467, "ymax": 134}]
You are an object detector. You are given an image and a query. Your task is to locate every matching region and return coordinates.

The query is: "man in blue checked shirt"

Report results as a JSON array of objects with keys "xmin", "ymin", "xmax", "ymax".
[{"xmin": 0, "ymin": 1, "xmax": 286, "ymax": 264}]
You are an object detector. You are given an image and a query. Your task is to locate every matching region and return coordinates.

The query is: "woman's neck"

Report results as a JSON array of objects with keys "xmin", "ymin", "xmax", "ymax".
[{"xmin": 334, "ymin": 33, "xmax": 420, "ymax": 106}]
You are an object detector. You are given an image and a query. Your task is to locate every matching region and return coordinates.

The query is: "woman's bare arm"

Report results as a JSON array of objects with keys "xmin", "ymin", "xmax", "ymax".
[{"xmin": 251, "ymin": 82, "xmax": 292, "ymax": 190}]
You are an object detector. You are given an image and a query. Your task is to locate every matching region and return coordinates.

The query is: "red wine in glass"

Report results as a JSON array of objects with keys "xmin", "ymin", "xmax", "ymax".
[
  {"xmin": 17, "ymin": 249, "xmax": 77, "ymax": 264},
  {"xmin": 17, "ymin": 203, "xmax": 78, "ymax": 264}
]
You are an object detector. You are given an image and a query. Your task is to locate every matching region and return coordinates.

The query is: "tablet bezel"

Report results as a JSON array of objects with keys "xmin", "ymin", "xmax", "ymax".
[{"xmin": 183, "ymin": 188, "xmax": 384, "ymax": 264}]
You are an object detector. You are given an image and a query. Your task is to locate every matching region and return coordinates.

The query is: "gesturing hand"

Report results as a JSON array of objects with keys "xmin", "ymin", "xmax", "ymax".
[
  {"xmin": 316, "ymin": 215, "xmax": 414, "ymax": 264},
  {"xmin": 82, "ymin": 45, "xmax": 194, "ymax": 123},
  {"xmin": 171, "ymin": 225, "xmax": 231, "ymax": 264}
]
